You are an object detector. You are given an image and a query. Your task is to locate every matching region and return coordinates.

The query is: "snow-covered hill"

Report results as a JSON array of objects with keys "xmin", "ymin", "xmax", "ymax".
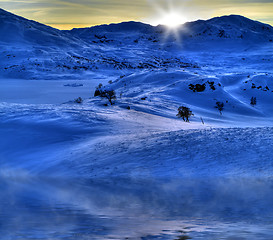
[{"xmin": 181, "ymin": 15, "xmax": 273, "ymax": 42}]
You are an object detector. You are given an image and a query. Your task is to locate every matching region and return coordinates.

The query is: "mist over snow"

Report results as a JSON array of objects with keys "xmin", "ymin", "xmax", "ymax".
[{"xmin": 0, "ymin": 7, "xmax": 273, "ymax": 240}]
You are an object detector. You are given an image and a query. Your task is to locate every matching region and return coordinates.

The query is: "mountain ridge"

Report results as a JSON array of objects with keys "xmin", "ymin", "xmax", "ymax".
[
  {"xmin": 65, "ymin": 13, "xmax": 273, "ymax": 44},
  {"xmin": 0, "ymin": 7, "xmax": 272, "ymax": 44},
  {"xmin": 0, "ymin": 8, "xmax": 85, "ymax": 47},
  {"xmin": 0, "ymin": 8, "xmax": 272, "ymax": 80}
]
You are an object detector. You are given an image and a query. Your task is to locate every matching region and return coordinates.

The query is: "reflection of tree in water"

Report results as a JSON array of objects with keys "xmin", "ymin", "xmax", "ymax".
[{"xmin": 173, "ymin": 229, "xmax": 192, "ymax": 240}]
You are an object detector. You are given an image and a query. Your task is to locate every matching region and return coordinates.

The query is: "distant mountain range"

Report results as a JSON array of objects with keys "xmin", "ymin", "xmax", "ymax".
[
  {"xmin": 0, "ymin": 8, "xmax": 272, "ymax": 79},
  {"xmin": 0, "ymin": 8, "xmax": 273, "ymax": 47},
  {"xmin": 69, "ymin": 15, "xmax": 273, "ymax": 43}
]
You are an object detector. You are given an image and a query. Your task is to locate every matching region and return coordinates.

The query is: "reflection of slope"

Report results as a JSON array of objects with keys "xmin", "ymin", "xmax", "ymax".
[{"xmin": 2, "ymin": 177, "xmax": 273, "ymax": 239}]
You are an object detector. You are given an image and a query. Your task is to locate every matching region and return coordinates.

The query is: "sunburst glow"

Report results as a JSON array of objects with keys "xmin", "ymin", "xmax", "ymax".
[
  {"xmin": 160, "ymin": 12, "xmax": 185, "ymax": 28},
  {"xmin": 146, "ymin": 1, "xmax": 187, "ymax": 44}
]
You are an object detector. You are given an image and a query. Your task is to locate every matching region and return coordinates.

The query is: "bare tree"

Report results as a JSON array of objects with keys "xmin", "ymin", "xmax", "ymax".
[
  {"xmin": 215, "ymin": 102, "xmax": 224, "ymax": 115},
  {"xmin": 250, "ymin": 97, "xmax": 257, "ymax": 106},
  {"xmin": 100, "ymin": 90, "xmax": 117, "ymax": 105}
]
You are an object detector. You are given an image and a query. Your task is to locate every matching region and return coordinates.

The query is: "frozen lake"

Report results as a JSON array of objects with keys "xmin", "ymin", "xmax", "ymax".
[
  {"xmin": 0, "ymin": 79, "xmax": 109, "ymax": 104},
  {"xmin": 1, "ymin": 177, "xmax": 273, "ymax": 240}
]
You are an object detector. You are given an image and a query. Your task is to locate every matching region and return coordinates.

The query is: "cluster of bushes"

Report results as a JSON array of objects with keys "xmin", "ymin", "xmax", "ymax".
[
  {"xmin": 189, "ymin": 83, "xmax": 206, "ymax": 92},
  {"xmin": 189, "ymin": 81, "xmax": 220, "ymax": 93}
]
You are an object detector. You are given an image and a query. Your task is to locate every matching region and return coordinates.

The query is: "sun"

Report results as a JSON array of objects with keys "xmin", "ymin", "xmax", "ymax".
[
  {"xmin": 146, "ymin": 2, "xmax": 188, "ymax": 44},
  {"xmin": 160, "ymin": 12, "xmax": 185, "ymax": 28},
  {"xmin": 147, "ymin": 0, "xmax": 188, "ymax": 29}
]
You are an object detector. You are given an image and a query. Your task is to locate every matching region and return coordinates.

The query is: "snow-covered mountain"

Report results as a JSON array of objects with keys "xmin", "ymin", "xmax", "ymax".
[
  {"xmin": 181, "ymin": 15, "xmax": 273, "ymax": 42},
  {"xmin": 1, "ymin": 8, "xmax": 272, "ymax": 47},
  {"xmin": 0, "ymin": 8, "xmax": 85, "ymax": 47},
  {"xmin": 0, "ymin": 8, "xmax": 272, "ymax": 79},
  {"xmin": 68, "ymin": 14, "xmax": 273, "ymax": 45}
]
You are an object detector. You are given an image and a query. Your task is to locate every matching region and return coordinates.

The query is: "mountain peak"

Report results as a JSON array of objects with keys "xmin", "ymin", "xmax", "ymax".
[
  {"xmin": 208, "ymin": 14, "xmax": 271, "ymax": 27},
  {"xmin": 181, "ymin": 14, "xmax": 273, "ymax": 42}
]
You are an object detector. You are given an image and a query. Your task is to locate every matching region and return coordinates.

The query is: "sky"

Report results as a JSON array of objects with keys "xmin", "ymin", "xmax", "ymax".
[{"xmin": 0, "ymin": 0, "xmax": 273, "ymax": 30}]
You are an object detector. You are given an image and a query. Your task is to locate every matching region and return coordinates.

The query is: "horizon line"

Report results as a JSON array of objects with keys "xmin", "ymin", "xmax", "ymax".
[{"xmin": 1, "ymin": 7, "xmax": 273, "ymax": 31}]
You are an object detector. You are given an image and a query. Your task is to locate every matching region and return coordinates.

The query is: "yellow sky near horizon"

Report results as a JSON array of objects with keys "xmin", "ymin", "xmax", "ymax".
[{"xmin": 0, "ymin": 0, "xmax": 273, "ymax": 30}]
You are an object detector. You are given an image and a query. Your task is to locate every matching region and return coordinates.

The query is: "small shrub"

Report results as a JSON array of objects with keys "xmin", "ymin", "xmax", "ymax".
[
  {"xmin": 94, "ymin": 83, "xmax": 117, "ymax": 105},
  {"xmin": 207, "ymin": 81, "xmax": 216, "ymax": 91},
  {"xmin": 74, "ymin": 97, "xmax": 83, "ymax": 104},
  {"xmin": 250, "ymin": 97, "xmax": 257, "ymax": 106},
  {"xmin": 94, "ymin": 89, "xmax": 101, "ymax": 97},
  {"xmin": 94, "ymin": 83, "xmax": 103, "ymax": 97},
  {"xmin": 215, "ymin": 101, "xmax": 224, "ymax": 115},
  {"xmin": 177, "ymin": 106, "xmax": 194, "ymax": 122},
  {"xmin": 100, "ymin": 89, "xmax": 116, "ymax": 105}
]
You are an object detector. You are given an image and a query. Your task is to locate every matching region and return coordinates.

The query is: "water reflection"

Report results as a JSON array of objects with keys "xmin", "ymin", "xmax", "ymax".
[{"xmin": 1, "ymin": 177, "xmax": 273, "ymax": 239}]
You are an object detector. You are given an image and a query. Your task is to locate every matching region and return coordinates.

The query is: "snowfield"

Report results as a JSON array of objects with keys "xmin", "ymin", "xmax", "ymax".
[{"xmin": 1, "ymin": 8, "xmax": 273, "ymax": 240}]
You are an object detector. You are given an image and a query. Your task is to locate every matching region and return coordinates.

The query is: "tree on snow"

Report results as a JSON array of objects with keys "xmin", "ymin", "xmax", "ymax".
[
  {"xmin": 250, "ymin": 97, "xmax": 257, "ymax": 106},
  {"xmin": 215, "ymin": 101, "xmax": 224, "ymax": 115},
  {"xmin": 177, "ymin": 106, "xmax": 194, "ymax": 122}
]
